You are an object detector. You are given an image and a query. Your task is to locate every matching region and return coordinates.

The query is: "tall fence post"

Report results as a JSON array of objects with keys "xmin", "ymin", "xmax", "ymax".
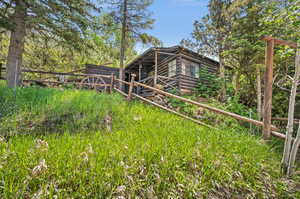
[
  {"xmin": 127, "ymin": 74, "xmax": 136, "ymax": 101},
  {"xmin": 263, "ymin": 39, "xmax": 274, "ymax": 140},
  {"xmin": 109, "ymin": 73, "xmax": 115, "ymax": 94}
]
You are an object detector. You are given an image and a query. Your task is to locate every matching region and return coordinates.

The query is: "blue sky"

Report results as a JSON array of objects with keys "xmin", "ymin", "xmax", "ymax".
[{"xmin": 146, "ymin": 0, "xmax": 209, "ymax": 48}]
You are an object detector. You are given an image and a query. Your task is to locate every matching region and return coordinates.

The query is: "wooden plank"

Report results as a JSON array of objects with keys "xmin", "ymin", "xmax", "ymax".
[
  {"xmin": 154, "ymin": 50, "xmax": 158, "ymax": 86},
  {"xmin": 157, "ymin": 51, "xmax": 177, "ymax": 56},
  {"xmin": 271, "ymin": 131, "xmax": 286, "ymax": 140},
  {"xmin": 132, "ymin": 93, "xmax": 216, "ymax": 129},
  {"xmin": 23, "ymin": 79, "xmax": 110, "ymax": 87},
  {"xmin": 134, "ymin": 81, "xmax": 279, "ymax": 131},
  {"xmin": 263, "ymin": 39, "xmax": 274, "ymax": 140},
  {"xmin": 114, "ymin": 87, "xmax": 128, "ymax": 97},
  {"xmin": 22, "ymin": 69, "xmax": 111, "ymax": 78},
  {"xmin": 109, "ymin": 73, "xmax": 115, "ymax": 94},
  {"xmin": 262, "ymin": 36, "xmax": 297, "ymax": 48},
  {"xmin": 115, "ymin": 78, "xmax": 131, "ymax": 86},
  {"xmin": 127, "ymin": 74, "xmax": 136, "ymax": 100},
  {"xmin": 272, "ymin": 117, "xmax": 300, "ymax": 124}
]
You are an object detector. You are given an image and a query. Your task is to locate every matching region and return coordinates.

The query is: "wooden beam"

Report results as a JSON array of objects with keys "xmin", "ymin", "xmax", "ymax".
[
  {"xmin": 138, "ymin": 63, "xmax": 142, "ymax": 81},
  {"xmin": 21, "ymin": 69, "xmax": 111, "ymax": 78},
  {"xmin": 157, "ymin": 51, "xmax": 177, "ymax": 56},
  {"xmin": 134, "ymin": 80, "xmax": 279, "ymax": 131},
  {"xmin": 127, "ymin": 74, "xmax": 136, "ymax": 100},
  {"xmin": 138, "ymin": 63, "xmax": 142, "ymax": 94},
  {"xmin": 262, "ymin": 36, "xmax": 297, "ymax": 48},
  {"xmin": 263, "ymin": 39, "xmax": 275, "ymax": 140},
  {"xmin": 132, "ymin": 93, "xmax": 215, "ymax": 129},
  {"xmin": 154, "ymin": 50, "xmax": 158, "ymax": 86},
  {"xmin": 272, "ymin": 117, "xmax": 300, "ymax": 124}
]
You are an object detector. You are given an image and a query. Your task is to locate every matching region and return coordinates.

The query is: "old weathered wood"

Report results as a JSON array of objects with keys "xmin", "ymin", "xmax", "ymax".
[
  {"xmin": 262, "ymin": 36, "xmax": 297, "ymax": 48},
  {"xmin": 154, "ymin": 50, "xmax": 158, "ymax": 86},
  {"xmin": 22, "ymin": 69, "xmax": 111, "ymax": 78},
  {"xmin": 134, "ymin": 80, "xmax": 279, "ymax": 131},
  {"xmin": 272, "ymin": 117, "xmax": 300, "ymax": 124},
  {"xmin": 127, "ymin": 74, "xmax": 136, "ymax": 100},
  {"xmin": 262, "ymin": 39, "xmax": 274, "ymax": 140},
  {"xmin": 23, "ymin": 79, "xmax": 110, "ymax": 87},
  {"xmin": 115, "ymin": 78, "xmax": 131, "ymax": 86},
  {"xmin": 271, "ymin": 131, "xmax": 287, "ymax": 140},
  {"xmin": 285, "ymin": 49, "xmax": 300, "ymax": 176},
  {"xmin": 114, "ymin": 87, "xmax": 128, "ymax": 97},
  {"xmin": 132, "ymin": 93, "xmax": 216, "ymax": 129},
  {"xmin": 109, "ymin": 73, "xmax": 115, "ymax": 94}
]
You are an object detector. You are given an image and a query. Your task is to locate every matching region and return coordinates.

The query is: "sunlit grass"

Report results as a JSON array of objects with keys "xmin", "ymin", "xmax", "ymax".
[{"xmin": 0, "ymin": 85, "xmax": 297, "ymax": 198}]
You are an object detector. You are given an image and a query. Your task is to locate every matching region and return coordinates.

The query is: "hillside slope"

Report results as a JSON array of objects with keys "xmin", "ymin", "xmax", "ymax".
[{"xmin": 0, "ymin": 85, "xmax": 298, "ymax": 198}]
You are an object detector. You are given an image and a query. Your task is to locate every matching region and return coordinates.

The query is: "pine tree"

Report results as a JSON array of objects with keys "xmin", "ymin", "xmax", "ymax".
[
  {"xmin": 104, "ymin": 0, "xmax": 160, "ymax": 88},
  {"xmin": 0, "ymin": 0, "xmax": 101, "ymax": 88},
  {"xmin": 181, "ymin": 0, "xmax": 236, "ymax": 101}
]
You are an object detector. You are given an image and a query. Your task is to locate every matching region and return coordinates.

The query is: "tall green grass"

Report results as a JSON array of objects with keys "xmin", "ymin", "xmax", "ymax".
[{"xmin": 0, "ymin": 85, "xmax": 298, "ymax": 198}]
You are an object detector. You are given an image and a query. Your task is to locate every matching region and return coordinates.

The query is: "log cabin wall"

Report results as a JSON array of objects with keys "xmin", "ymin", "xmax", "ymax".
[
  {"xmin": 176, "ymin": 52, "xmax": 219, "ymax": 93},
  {"xmin": 86, "ymin": 64, "xmax": 119, "ymax": 83},
  {"xmin": 124, "ymin": 46, "xmax": 220, "ymax": 95}
]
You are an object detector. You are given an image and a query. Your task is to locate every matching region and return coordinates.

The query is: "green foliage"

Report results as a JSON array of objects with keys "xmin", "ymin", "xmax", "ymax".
[
  {"xmin": 0, "ymin": 86, "xmax": 297, "ymax": 198},
  {"xmin": 195, "ymin": 67, "xmax": 222, "ymax": 98},
  {"xmin": 183, "ymin": 0, "xmax": 300, "ymax": 117}
]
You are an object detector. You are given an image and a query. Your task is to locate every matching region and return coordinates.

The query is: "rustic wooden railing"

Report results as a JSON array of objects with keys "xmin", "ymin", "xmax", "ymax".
[
  {"xmin": 0, "ymin": 68, "xmax": 287, "ymax": 140},
  {"xmin": 112, "ymin": 76, "xmax": 287, "ymax": 140}
]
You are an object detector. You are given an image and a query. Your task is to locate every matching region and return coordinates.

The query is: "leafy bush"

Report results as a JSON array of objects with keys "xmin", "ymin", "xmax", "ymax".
[{"xmin": 195, "ymin": 67, "xmax": 222, "ymax": 98}]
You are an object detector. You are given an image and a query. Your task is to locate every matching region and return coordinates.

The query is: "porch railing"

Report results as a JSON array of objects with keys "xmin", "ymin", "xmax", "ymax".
[{"xmin": 138, "ymin": 75, "xmax": 179, "ymax": 93}]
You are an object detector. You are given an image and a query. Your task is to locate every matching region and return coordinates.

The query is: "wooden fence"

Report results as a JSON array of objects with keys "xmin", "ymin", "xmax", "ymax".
[
  {"xmin": 0, "ymin": 67, "xmax": 287, "ymax": 140},
  {"xmin": 113, "ymin": 75, "xmax": 288, "ymax": 140}
]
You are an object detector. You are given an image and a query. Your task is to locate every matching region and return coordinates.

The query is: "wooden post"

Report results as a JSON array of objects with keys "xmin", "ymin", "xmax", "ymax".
[
  {"xmin": 138, "ymin": 63, "xmax": 142, "ymax": 94},
  {"xmin": 263, "ymin": 39, "xmax": 274, "ymax": 140},
  {"xmin": 127, "ymin": 74, "xmax": 136, "ymax": 100},
  {"xmin": 109, "ymin": 73, "xmax": 115, "ymax": 94},
  {"xmin": 154, "ymin": 50, "xmax": 158, "ymax": 87}
]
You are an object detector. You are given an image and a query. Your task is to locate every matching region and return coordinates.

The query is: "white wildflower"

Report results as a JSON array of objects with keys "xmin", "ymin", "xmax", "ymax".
[
  {"xmin": 35, "ymin": 139, "xmax": 49, "ymax": 152},
  {"xmin": 79, "ymin": 152, "xmax": 89, "ymax": 162},
  {"xmin": 32, "ymin": 159, "xmax": 47, "ymax": 177},
  {"xmin": 86, "ymin": 144, "xmax": 94, "ymax": 154},
  {"xmin": 115, "ymin": 185, "xmax": 126, "ymax": 193}
]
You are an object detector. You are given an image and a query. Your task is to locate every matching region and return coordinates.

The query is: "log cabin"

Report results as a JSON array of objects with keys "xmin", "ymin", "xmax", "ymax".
[{"xmin": 125, "ymin": 45, "xmax": 220, "ymax": 96}]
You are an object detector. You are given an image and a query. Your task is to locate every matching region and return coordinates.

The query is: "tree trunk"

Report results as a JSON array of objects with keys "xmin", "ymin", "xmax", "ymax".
[
  {"xmin": 282, "ymin": 48, "xmax": 300, "ymax": 174},
  {"xmin": 287, "ymin": 123, "xmax": 300, "ymax": 176},
  {"xmin": 119, "ymin": 0, "xmax": 127, "ymax": 90},
  {"xmin": 6, "ymin": 0, "xmax": 26, "ymax": 88},
  {"xmin": 234, "ymin": 71, "xmax": 240, "ymax": 98},
  {"xmin": 286, "ymin": 49, "xmax": 300, "ymax": 176},
  {"xmin": 256, "ymin": 65, "xmax": 262, "ymax": 121},
  {"xmin": 219, "ymin": 54, "xmax": 226, "ymax": 102}
]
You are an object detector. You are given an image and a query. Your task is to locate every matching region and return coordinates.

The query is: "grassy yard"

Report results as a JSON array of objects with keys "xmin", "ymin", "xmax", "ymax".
[{"xmin": 0, "ymin": 83, "xmax": 298, "ymax": 198}]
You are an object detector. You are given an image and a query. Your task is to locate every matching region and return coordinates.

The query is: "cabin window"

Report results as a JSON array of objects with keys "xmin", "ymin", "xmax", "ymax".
[
  {"xmin": 182, "ymin": 59, "xmax": 200, "ymax": 78},
  {"xmin": 168, "ymin": 59, "xmax": 177, "ymax": 77}
]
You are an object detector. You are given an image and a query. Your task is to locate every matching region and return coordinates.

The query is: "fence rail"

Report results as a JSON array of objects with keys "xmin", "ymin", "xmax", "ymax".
[
  {"xmin": 1, "ymin": 68, "xmax": 287, "ymax": 141},
  {"xmin": 113, "ymin": 77, "xmax": 287, "ymax": 140}
]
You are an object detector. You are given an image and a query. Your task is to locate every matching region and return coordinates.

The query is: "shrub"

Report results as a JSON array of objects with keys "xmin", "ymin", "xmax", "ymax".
[{"xmin": 195, "ymin": 67, "xmax": 222, "ymax": 98}]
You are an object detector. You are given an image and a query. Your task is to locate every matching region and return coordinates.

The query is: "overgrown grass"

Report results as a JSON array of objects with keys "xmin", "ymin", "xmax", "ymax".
[{"xmin": 0, "ymin": 85, "xmax": 298, "ymax": 198}]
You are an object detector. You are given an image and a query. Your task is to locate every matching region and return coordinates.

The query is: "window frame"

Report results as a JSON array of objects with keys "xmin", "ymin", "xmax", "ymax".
[
  {"xmin": 182, "ymin": 59, "xmax": 200, "ymax": 78},
  {"xmin": 168, "ymin": 59, "xmax": 177, "ymax": 77}
]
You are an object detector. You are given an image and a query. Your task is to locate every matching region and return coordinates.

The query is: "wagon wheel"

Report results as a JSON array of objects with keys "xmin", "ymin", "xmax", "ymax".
[{"xmin": 80, "ymin": 76, "xmax": 107, "ymax": 91}]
